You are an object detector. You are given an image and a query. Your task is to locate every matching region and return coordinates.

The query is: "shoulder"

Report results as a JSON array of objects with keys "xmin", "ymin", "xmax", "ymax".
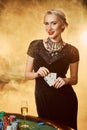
[
  {"xmin": 66, "ymin": 43, "xmax": 79, "ymax": 63},
  {"xmin": 66, "ymin": 43, "xmax": 79, "ymax": 54},
  {"xmin": 29, "ymin": 39, "xmax": 43, "ymax": 47},
  {"xmin": 27, "ymin": 39, "xmax": 43, "ymax": 57}
]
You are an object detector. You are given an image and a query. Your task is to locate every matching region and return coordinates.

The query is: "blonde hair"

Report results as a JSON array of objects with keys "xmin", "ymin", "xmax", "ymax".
[{"xmin": 44, "ymin": 9, "xmax": 68, "ymax": 27}]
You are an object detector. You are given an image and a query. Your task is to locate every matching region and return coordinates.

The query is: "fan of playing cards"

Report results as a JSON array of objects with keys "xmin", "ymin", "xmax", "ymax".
[{"xmin": 44, "ymin": 73, "xmax": 57, "ymax": 87}]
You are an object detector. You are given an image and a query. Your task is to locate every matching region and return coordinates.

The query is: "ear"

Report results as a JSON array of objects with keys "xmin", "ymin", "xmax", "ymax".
[
  {"xmin": 61, "ymin": 25, "xmax": 65, "ymax": 29},
  {"xmin": 61, "ymin": 25, "xmax": 65, "ymax": 32}
]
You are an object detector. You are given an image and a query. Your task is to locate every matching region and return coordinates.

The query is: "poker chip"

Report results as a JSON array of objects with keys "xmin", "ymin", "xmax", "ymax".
[
  {"xmin": 3, "ymin": 115, "xmax": 18, "ymax": 130},
  {"xmin": 38, "ymin": 122, "xmax": 45, "ymax": 126},
  {"xmin": 0, "ymin": 121, "xmax": 3, "ymax": 130}
]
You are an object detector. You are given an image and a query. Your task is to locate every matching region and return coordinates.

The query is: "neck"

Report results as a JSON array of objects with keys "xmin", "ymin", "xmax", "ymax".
[
  {"xmin": 49, "ymin": 38, "xmax": 62, "ymax": 44},
  {"xmin": 49, "ymin": 35, "xmax": 62, "ymax": 43}
]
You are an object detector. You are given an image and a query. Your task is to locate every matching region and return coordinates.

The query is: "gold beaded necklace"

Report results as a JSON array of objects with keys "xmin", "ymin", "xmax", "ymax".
[{"xmin": 44, "ymin": 38, "xmax": 64, "ymax": 52}]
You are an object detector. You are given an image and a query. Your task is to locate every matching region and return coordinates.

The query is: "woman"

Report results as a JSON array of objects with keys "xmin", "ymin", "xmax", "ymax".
[{"xmin": 25, "ymin": 9, "xmax": 79, "ymax": 130}]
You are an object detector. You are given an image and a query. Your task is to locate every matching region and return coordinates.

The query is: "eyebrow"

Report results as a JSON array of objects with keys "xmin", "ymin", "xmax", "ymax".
[{"xmin": 44, "ymin": 21, "xmax": 57, "ymax": 24}]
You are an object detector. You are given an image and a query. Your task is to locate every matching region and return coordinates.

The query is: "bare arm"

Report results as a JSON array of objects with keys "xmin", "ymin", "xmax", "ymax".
[
  {"xmin": 25, "ymin": 55, "xmax": 38, "ymax": 80},
  {"xmin": 54, "ymin": 61, "xmax": 79, "ymax": 88},
  {"xmin": 25, "ymin": 55, "xmax": 50, "ymax": 80},
  {"xmin": 64, "ymin": 61, "xmax": 79, "ymax": 85}
]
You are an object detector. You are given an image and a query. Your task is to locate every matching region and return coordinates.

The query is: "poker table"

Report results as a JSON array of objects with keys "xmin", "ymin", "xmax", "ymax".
[{"xmin": 5, "ymin": 113, "xmax": 58, "ymax": 130}]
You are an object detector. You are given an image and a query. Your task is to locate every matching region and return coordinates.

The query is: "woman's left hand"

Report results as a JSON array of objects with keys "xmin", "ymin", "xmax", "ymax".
[{"xmin": 53, "ymin": 77, "xmax": 65, "ymax": 89}]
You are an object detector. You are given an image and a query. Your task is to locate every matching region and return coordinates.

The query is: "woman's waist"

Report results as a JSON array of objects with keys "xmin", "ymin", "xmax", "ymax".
[{"xmin": 35, "ymin": 78, "xmax": 73, "ymax": 93}]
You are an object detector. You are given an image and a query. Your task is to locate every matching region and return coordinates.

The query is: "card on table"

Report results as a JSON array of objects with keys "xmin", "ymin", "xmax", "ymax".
[{"xmin": 44, "ymin": 73, "xmax": 57, "ymax": 87}]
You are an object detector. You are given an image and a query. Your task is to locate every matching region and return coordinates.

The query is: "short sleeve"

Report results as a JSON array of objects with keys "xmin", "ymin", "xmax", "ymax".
[
  {"xmin": 69, "ymin": 45, "xmax": 80, "ymax": 63},
  {"xmin": 27, "ymin": 40, "xmax": 39, "ymax": 58}
]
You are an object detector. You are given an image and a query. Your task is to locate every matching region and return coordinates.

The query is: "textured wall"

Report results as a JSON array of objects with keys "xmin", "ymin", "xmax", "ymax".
[{"xmin": 0, "ymin": 0, "xmax": 87, "ymax": 129}]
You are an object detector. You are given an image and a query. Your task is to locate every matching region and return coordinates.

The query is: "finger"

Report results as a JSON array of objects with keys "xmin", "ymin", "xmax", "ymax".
[
  {"xmin": 53, "ymin": 80, "xmax": 60, "ymax": 88},
  {"xmin": 38, "ymin": 68, "xmax": 49, "ymax": 77},
  {"xmin": 57, "ymin": 82, "xmax": 64, "ymax": 88},
  {"xmin": 57, "ymin": 79, "xmax": 65, "ymax": 88},
  {"xmin": 40, "ymin": 67, "xmax": 49, "ymax": 76},
  {"xmin": 54, "ymin": 77, "xmax": 65, "ymax": 88},
  {"xmin": 38, "ymin": 70, "xmax": 46, "ymax": 77},
  {"xmin": 43, "ymin": 67, "xmax": 50, "ymax": 74},
  {"xmin": 54, "ymin": 78, "xmax": 60, "ymax": 85},
  {"xmin": 43, "ymin": 69, "xmax": 49, "ymax": 76}
]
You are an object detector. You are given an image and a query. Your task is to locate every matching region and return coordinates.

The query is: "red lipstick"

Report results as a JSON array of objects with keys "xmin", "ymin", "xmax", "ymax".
[{"xmin": 48, "ymin": 31, "xmax": 55, "ymax": 35}]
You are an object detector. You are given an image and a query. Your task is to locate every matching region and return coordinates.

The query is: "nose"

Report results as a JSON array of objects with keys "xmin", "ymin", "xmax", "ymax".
[{"xmin": 47, "ymin": 24, "xmax": 52, "ymax": 31}]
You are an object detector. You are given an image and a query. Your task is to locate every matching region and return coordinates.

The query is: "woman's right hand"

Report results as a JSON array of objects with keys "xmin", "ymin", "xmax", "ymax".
[{"xmin": 36, "ymin": 67, "xmax": 50, "ymax": 77}]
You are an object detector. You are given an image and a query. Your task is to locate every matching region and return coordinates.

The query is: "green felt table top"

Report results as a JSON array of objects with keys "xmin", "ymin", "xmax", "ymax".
[
  {"xmin": 0, "ymin": 112, "xmax": 57, "ymax": 130},
  {"xmin": 19, "ymin": 119, "xmax": 56, "ymax": 130}
]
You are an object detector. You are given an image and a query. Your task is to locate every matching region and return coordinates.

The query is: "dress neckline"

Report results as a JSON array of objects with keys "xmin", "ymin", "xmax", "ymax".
[
  {"xmin": 42, "ymin": 39, "xmax": 68, "ymax": 53},
  {"xmin": 38, "ymin": 40, "xmax": 69, "ymax": 65}
]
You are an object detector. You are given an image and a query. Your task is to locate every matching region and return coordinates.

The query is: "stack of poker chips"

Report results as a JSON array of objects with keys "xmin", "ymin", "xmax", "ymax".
[
  {"xmin": 0, "ymin": 121, "xmax": 3, "ymax": 130},
  {"xmin": 3, "ymin": 115, "xmax": 18, "ymax": 130},
  {"xmin": 3, "ymin": 116, "xmax": 10, "ymax": 130},
  {"xmin": 11, "ymin": 121, "xmax": 18, "ymax": 130},
  {"xmin": 0, "ymin": 112, "xmax": 5, "ymax": 130}
]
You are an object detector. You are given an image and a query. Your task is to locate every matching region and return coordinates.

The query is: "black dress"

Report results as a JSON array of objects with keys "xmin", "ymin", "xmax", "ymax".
[{"xmin": 27, "ymin": 40, "xmax": 79, "ymax": 130}]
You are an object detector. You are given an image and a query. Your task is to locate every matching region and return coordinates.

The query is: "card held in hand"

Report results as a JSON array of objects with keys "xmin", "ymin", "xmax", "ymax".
[{"xmin": 44, "ymin": 73, "xmax": 57, "ymax": 87}]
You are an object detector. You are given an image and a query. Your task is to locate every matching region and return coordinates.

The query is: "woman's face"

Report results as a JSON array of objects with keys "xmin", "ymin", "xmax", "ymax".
[{"xmin": 44, "ymin": 14, "xmax": 64, "ymax": 40}]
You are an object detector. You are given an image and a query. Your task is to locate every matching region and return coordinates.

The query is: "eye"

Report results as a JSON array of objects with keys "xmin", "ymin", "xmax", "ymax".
[
  {"xmin": 52, "ymin": 22, "xmax": 57, "ymax": 25},
  {"xmin": 44, "ymin": 22, "xmax": 49, "ymax": 25}
]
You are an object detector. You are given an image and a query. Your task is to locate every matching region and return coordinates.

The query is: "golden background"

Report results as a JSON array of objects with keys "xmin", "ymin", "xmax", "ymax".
[{"xmin": 0, "ymin": 0, "xmax": 87, "ymax": 129}]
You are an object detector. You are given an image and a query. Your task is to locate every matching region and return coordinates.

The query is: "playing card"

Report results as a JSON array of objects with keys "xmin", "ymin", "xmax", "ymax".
[{"xmin": 44, "ymin": 73, "xmax": 57, "ymax": 87}]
